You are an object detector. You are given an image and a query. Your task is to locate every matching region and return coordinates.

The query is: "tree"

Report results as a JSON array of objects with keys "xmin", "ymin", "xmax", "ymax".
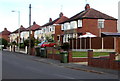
[{"xmin": 0, "ymin": 38, "xmax": 8, "ymax": 49}]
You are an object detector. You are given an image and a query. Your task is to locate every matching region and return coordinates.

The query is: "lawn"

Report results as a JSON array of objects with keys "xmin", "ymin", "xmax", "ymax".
[{"xmin": 72, "ymin": 51, "xmax": 109, "ymax": 57}]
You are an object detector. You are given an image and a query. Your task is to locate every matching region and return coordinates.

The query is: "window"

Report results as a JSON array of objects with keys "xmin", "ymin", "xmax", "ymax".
[
  {"xmin": 98, "ymin": 19, "xmax": 104, "ymax": 28},
  {"xmin": 43, "ymin": 28, "xmax": 46, "ymax": 33},
  {"xmin": 61, "ymin": 24, "xmax": 64, "ymax": 30},
  {"xmin": 51, "ymin": 25, "xmax": 55, "ymax": 31},
  {"xmin": 46, "ymin": 26, "xmax": 49, "ymax": 32},
  {"xmin": 49, "ymin": 27, "xmax": 52, "ymax": 32},
  {"xmin": 78, "ymin": 20, "xmax": 82, "ymax": 27},
  {"xmin": 70, "ymin": 21, "xmax": 77, "ymax": 29}
]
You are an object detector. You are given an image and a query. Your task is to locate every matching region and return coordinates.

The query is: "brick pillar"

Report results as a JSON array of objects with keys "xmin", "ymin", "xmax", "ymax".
[
  {"xmin": 46, "ymin": 49, "xmax": 50, "ymax": 58},
  {"xmin": 116, "ymin": 37, "xmax": 120, "ymax": 54},
  {"xmin": 109, "ymin": 52, "xmax": 116, "ymax": 69},
  {"xmin": 68, "ymin": 51, "xmax": 73, "ymax": 63},
  {"xmin": 31, "ymin": 48, "xmax": 35, "ymax": 56},
  {"xmin": 88, "ymin": 50, "xmax": 93, "ymax": 66},
  {"xmin": 52, "ymin": 48, "xmax": 55, "ymax": 59}
]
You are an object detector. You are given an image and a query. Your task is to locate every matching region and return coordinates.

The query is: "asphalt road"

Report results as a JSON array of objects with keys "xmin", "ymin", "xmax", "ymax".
[{"xmin": 2, "ymin": 51, "xmax": 118, "ymax": 79}]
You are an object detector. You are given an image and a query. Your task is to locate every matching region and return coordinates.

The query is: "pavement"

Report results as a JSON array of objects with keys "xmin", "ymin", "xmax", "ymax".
[{"xmin": 3, "ymin": 49, "xmax": 119, "ymax": 76}]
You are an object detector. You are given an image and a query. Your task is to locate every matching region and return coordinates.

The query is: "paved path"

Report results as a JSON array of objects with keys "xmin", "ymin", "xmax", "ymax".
[{"xmin": 2, "ymin": 51, "xmax": 118, "ymax": 80}]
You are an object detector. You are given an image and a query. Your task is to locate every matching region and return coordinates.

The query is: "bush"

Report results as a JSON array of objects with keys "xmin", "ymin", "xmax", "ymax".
[
  {"xmin": 19, "ymin": 43, "xmax": 25, "ymax": 48},
  {"xmin": 61, "ymin": 42, "xmax": 70, "ymax": 51},
  {"xmin": 24, "ymin": 38, "xmax": 35, "ymax": 48},
  {"xmin": 0, "ymin": 38, "xmax": 8, "ymax": 49}
]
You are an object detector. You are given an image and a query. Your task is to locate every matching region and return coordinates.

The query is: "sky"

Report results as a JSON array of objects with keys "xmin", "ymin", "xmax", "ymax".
[{"xmin": 0, "ymin": 0, "xmax": 120, "ymax": 32}]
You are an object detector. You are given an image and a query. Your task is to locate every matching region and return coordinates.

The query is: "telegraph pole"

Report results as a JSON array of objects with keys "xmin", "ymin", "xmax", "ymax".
[{"xmin": 29, "ymin": 4, "xmax": 31, "ymax": 55}]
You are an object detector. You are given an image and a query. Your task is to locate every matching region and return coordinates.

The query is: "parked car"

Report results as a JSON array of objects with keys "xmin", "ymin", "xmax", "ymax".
[{"xmin": 40, "ymin": 42, "xmax": 57, "ymax": 48}]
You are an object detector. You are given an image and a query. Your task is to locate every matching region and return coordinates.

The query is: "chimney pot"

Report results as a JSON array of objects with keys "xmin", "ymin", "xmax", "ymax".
[
  {"xmin": 49, "ymin": 18, "xmax": 52, "ymax": 22},
  {"xmin": 85, "ymin": 4, "xmax": 90, "ymax": 10},
  {"xmin": 33, "ymin": 21, "xmax": 36, "ymax": 25},
  {"xmin": 4, "ymin": 28, "xmax": 7, "ymax": 31},
  {"xmin": 59, "ymin": 12, "xmax": 63, "ymax": 18}
]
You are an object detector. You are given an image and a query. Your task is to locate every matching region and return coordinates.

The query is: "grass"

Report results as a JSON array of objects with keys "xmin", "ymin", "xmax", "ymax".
[
  {"xmin": 49, "ymin": 50, "xmax": 60, "ymax": 54},
  {"xmin": 72, "ymin": 51, "xmax": 109, "ymax": 57}
]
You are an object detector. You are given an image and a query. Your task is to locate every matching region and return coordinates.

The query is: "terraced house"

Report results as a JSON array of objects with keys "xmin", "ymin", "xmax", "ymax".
[
  {"xmin": 60, "ymin": 4, "xmax": 117, "ymax": 43},
  {"xmin": 34, "ymin": 12, "xmax": 69, "ymax": 44}
]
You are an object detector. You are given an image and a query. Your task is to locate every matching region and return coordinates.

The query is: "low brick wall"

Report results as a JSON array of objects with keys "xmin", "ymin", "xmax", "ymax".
[
  {"xmin": 47, "ymin": 54, "xmax": 61, "ymax": 60},
  {"xmin": 46, "ymin": 48, "xmax": 88, "ymax": 63},
  {"xmin": 90, "ymin": 58, "xmax": 110, "ymax": 69},
  {"xmin": 72, "ymin": 57, "xmax": 88, "ymax": 62},
  {"xmin": 88, "ymin": 50, "xmax": 120, "ymax": 70}
]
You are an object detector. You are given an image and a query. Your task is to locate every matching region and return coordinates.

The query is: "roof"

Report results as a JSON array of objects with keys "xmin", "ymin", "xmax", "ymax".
[
  {"xmin": 0, "ymin": 28, "xmax": 11, "ymax": 35},
  {"xmin": 41, "ymin": 13, "xmax": 69, "ymax": 28},
  {"xmin": 12, "ymin": 25, "xmax": 27, "ymax": 33},
  {"xmin": 61, "ymin": 5, "xmax": 117, "ymax": 23},
  {"xmin": 101, "ymin": 32, "xmax": 120, "ymax": 37},
  {"xmin": 27, "ymin": 22, "xmax": 41, "ymax": 31}
]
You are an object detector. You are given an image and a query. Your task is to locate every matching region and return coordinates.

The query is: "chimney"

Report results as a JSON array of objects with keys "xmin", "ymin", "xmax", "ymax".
[
  {"xmin": 85, "ymin": 4, "xmax": 90, "ymax": 10},
  {"xmin": 4, "ymin": 28, "xmax": 7, "ymax": 31},
  {"xmin": 49, "ymin": 18, "xmax": 52, "ymax": 22},
  {"xmin": 20, "ymin": 25, "xmax": 23, "ymax": 28},
  {"xmin": 33, "ymin": 21, "xmax": 36, "ymax": 25},
  {"xmin": 59, "ymin": 12, "xmax": 63, "ymax": 18}
]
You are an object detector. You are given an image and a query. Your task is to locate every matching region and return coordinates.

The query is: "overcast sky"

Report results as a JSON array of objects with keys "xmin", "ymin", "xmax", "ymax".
[{"xmin": 0, "ymin": 0, "xmax": 119, "ymax": 32}]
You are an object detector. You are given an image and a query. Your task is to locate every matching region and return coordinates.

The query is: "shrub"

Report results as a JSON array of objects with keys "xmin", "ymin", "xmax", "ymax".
[
  {"xmin": 24, "ymin": 38, "xmax": 35, "ymax": 48},
  {"xmin": 61, "ymin": 42, "xmax": 70, "ymax": 51},
  {"xmin": 0, "ymin": 38, "xmax": 8, "ymax": 49}
]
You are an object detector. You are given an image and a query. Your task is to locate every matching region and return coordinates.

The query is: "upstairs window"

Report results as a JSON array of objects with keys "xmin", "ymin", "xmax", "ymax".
[
  {"xmin": 61, "ymin": 24, "xmax": 64, "ymax": 30},
  {"xmin": 98, "ymin": 19, "xmax": 104, "ymax": 28},
  {"xmin": 51, "ymin": 25, "xmax": 55, "ymax": 31},
  {"xmin": 78, "ymin": 20, "xmax": 82, "ymax": 27},
  {"xmin": 70, "ymin": 21, "xmax": 77, "ymax": 29},
  {"xmin": 64, "ymin": 22, "xmax": 70, "ymax": 30},
  {"xmin": 49, "ymin": 27, "xmax": 52, "ymax": 32}
]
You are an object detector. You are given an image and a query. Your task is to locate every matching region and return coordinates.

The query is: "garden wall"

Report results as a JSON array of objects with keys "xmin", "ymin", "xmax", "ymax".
[
  {"xmin": 88, "ymin": 50, "xmax": 120, "ymax": 70},
  {"xmin": 46, "ymin": 48, "xmax": 88, "ymax": 62}
]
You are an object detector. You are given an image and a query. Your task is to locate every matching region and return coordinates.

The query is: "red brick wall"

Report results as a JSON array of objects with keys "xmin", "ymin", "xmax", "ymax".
[
  {"xmin": 55, "ymin": 25, "xmax": 62, "ymax": 42},
  {"xmin": 72, "ymin": 58, "xmax": 88, "ymax": 62},
  {"xmin": 77, "ymin": 19, "xmax": 117, "ymax": 37},
  {"xmin": 116, "ymin": 37, "xmax": 120, "ymax": 53},
  {"xmin": 47, "ymin": 54, "xmax": 61, "ymax": 60},
  {"xmin": 88, "ymin": 51, "xmax": 120, "ymax": 70},
  {"xmin": 46, "ymin": 49, "xmax": 88, "ymax": 63},
  {"xmin": 0, "ymin": 34, "xmax": 10, "ymax": 42}
]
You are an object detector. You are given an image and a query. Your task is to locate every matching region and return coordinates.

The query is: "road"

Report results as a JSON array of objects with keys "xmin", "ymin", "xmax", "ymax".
[{"xmin": 2, "ymin": 51, "xmax": 118, "ymax": 79}]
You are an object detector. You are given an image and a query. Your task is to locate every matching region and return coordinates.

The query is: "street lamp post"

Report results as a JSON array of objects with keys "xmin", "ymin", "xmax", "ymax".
[
  {"xmin": 29, "ymin": 4, "xmax": 31, "ymax": 55},
  {"xmin": 12, "ymin": 10, "xmax": 20, "ymax": 52}
]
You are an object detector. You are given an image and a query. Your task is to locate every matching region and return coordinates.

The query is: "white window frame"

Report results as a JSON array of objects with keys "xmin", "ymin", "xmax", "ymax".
[
  {"xmin": 98, "ymin": 19, "xmax": 105, "ymax": 28},
  {"xmin": 78, "ymin": 20, "xmax": 82, "ymax": 27},
  {"xmin": 51, "ymin": 25, "xmax": 55, "ymax": 31},
  {"xmin": 61, "ymin": 24, "xmax": 64, "ymax": 30},
  {"xmin": 70, "ymin": 21, "xmax": 77, "ymax": 29}
]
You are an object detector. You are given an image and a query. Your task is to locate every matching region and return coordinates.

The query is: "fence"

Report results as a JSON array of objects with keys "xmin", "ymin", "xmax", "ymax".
[{"xmin": 69, "ymin": 37, "xmax": 115, "ymax": 50}]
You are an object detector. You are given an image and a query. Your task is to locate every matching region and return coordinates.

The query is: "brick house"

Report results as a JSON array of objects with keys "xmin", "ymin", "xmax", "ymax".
[
  {"xmin": 0, "ymin": 28, "xmax": 11, "ymax": 42},
  {"xmin": 34, "ymin": 12, "xmax": 69, "ymax": 43},
  {"xmin": 60, "ymin": 4, "xmax": 117, "ymax": 43},
  {"xmin": 10, "ymin": 25, "xmax": 27, "ymax": 43},
  {"xmin": 27, "ymin": 21, "xmax": 41, "ymax": 39}
]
